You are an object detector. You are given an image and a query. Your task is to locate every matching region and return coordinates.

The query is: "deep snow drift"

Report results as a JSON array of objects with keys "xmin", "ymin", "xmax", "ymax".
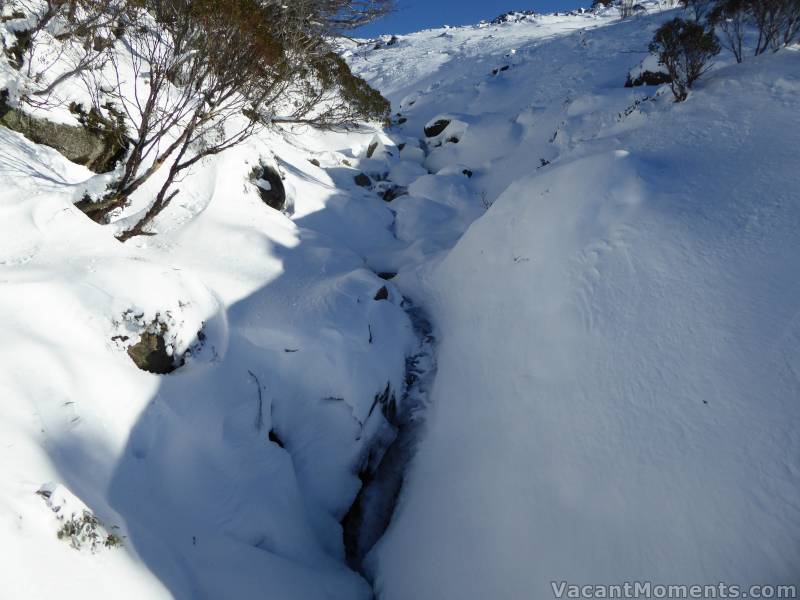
[
  {"xmin": 1, "ymin": 1, "xmax": 799, "ymax": 599},
  {"xmin": 346, "ymin": 5, "xmax": 800, "ymax": 599}
]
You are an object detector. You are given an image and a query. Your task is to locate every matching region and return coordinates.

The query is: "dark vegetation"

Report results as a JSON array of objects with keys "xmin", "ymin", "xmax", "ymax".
[
  {"xmin": 2, "ymin": 0, "xmax": 393, "ymax": 239},
  {"xmin": 644, "ymin": 0, "xmax": 799, "ymax": 101},
  {"xmin": 649, "ymin": 18, "xmax": 720, "ymax": 101}
]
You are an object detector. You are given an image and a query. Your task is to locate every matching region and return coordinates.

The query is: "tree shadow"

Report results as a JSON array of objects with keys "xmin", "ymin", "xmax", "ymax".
[{"xmin": 40, "ymin": 213, "xmax": 409, "ymax": 598}]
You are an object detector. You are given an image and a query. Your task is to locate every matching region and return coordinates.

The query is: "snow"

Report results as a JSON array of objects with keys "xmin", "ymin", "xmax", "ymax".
[
  {"xmin": 347, "ymin": 5, "xmax": 800, "ymax": 599},
  {"xmin": 1, "ymin": 0, "xmax": 799, "ymax": 598}
]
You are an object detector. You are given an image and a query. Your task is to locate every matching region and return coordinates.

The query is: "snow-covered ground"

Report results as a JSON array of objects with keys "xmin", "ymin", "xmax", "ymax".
[
  {"xmin": 348, "ymin": 5, "xmax": 800, "ymax": 599},
  {"xmin": 1, "ymin": 1, "xmax": 799, "ymax": 599}
]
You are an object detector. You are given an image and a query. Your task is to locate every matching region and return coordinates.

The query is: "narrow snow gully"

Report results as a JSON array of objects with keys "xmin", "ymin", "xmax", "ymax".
[{"xmin": 342, "ymin": 297, "xmax": 437, "ymax": 581}]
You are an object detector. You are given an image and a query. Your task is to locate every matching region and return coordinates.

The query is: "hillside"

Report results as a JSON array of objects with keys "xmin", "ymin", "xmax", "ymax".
[
  {"xmin": 1, "ymin": 1, "xmax": 799, "ymax": 599},
  {"xmin": 345, "ymin": 5, "xmax": 800, "ymax": 598}
]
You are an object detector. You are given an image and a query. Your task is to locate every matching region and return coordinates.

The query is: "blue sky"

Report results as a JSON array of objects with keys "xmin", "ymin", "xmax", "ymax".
[{"xmin": 355, "ymin": 0, "xmax": 587, "ymax": 37}]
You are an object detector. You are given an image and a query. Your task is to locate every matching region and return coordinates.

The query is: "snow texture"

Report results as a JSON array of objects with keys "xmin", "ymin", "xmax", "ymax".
[{"xmin": 1, "ymin": 0, "xmax": 799, "ymax": 598}]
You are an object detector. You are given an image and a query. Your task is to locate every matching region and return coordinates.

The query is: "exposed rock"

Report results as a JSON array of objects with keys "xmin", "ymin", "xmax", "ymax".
[
  {"xmin": 309, "ymin": 158, "xmax": 321, "ymax": 167},
  {"xmin": 462, "ymin": 169, "xmax": 473, "ymax": 178},
  {"xmin": 492, "ymin": 10, "xmax": 537, "ymax": 24},
  {"xmin": 374, "ymin": 35, "xmax": 399, "ymax": 49},
  {"xmin": 269, "ymin": 429, "xmax": 285, "ymax": 449},
  {"xmin": 374, "ymin": 286, "xmax": 389, "ymax": 301},
  {"xmin": 0, "ymin": 93, "xmax": 127, "ymax": 173},
  {"xmin": 625, "ymin": 55, "xmax": 671, "ymax": 88},
  {"xmin": 354, "ymin": 172, "xmax": 372, "ymax": 187},
  {"xmin": 625, "ymin": 70, "xmax": 671, "ymax": 87},
  {"xmin": 377, "ymin": 272, "xmax": 397, "ymax": 280},
  {"xmin": 379, "ymin": 184, "xmax": 408, "ymax": 202},
  {"xmin": 365, "ymin": 135, "xmax": 390, "ymax": 159},
  {"xmin": 250, "ymin": 163, "xmax": 286, "ymax": 211},
  {"xmin": 424, "ymin": 119, "xmax": 450, "ymax": 138},
  {"xmin": 126, "ymin": 326, "xmax": 179, "ymax": 375}
]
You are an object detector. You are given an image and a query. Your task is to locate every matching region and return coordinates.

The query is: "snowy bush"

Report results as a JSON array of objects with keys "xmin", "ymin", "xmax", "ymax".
[
  {"xmin": 745, "ymin": 0, "xmax": 800, "ymax": 54},
  {"xmin": 2, "ymin": 0, "xmax": 127, "ymax": 99},
  {"xmin": 649, "ymin": 17, "xmax": 720, "ymax": 101},
  {"xmin": 37, "ymin": 484, "xmax": 123, "ymax": 553},
  {"xmin": 706, "ymin": 0, "xmax": 800, "ymax": 60},
  {"xmin": 680, "ymin": 0, "xmax": 717, "ymax": 21},
  {"xmin": 311, "ymin": 51, "xmax": 391, "ymax": 126},
  {"xmin": 25, "ymin": 0, "xmax": 396, "ymax": 239},
  {"xmin": 709, "ymin": 0, "xmax": 749, "ymax": 62}
]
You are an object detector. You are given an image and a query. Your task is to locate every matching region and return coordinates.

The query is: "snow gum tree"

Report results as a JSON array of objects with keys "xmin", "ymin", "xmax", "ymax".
[
  {"xmin": 73, "ymin": 0, "xmax": 393, "ymax": 239},
  {"xmin": 649, "ymin": 17, "xmax": 720, "ymax": 101},
  {"xmin": 5, "ymin": 0, "xmax": 127, "ymax": 106},
  {"xmin": 704, "ymin": 0, "xmax": 799, "ymax": 62}
]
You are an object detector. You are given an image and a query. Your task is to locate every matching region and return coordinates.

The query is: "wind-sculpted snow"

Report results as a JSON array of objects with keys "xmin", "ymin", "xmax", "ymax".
[
  {"xmin": 345, "ymin": 5, "xmax": 800, "ymax": 599},
  {"xmin": 2, "ymin": 1, "xmax": 799, "ymax": 598}
]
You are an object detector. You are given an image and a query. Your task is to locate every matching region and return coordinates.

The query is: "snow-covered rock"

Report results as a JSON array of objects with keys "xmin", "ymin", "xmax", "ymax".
[{"xmin": 625, "ymin": 53, "xmax": 671, "ymax": 87}]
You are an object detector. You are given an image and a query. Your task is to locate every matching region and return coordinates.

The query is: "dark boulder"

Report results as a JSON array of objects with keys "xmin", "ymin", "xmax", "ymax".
[
  {"xmin": 269, "ymin": 429, "xmax": 285, "ymax": 448},
  {"xmin": 424, "ymin": 119, "xmax": 450, "ymax": 138},
  {"xmin": 354, "ymin": 172, "xmax": 372, "ymax": 187},
  {"xmin": 0, "ymin": 93, "xmax": 127, "ymax": 173},
  {"xmin": 126, "ymin": 327, "xmax": 179, "ymax": 375},
  {"xmin": 251, "ymin": 164, "xmax": 286, "ymax": 210},
  {"xmin": 380, "ymin": 185, "xmax": 408, "ymax": 202},
  {"xmin": 625, "ymin": 70, "xmax": 671, "ymax": 88}
]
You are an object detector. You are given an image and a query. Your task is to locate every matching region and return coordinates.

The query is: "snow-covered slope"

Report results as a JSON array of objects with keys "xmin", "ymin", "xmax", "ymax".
[
  {"xmin": 0, "ymin": 123, "xmax": 413, "ymax": 597},
  {"xmin": 1, "ymin": 1, "xmax": 798, "ymax": 599},
  {"xmin": 345, "ymin": 5, "xmax": 800, "ymax": 600}
]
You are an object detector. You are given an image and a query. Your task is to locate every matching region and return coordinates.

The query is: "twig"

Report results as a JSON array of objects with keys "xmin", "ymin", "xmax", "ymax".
[{"xmin": 248, "ymin": 370, "xmax": 264, "ymax": 431}]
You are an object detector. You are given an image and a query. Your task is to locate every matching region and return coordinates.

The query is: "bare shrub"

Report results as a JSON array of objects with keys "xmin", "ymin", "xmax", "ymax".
[{"xmin": 649, "ymin": 17, "xmax": 721, "ymax": 101}]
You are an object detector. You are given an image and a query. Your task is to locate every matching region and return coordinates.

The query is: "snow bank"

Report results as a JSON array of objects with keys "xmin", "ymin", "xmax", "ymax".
[{"xmin": 356, "ymin": 7, "xmax": 800, "ymax": 600}]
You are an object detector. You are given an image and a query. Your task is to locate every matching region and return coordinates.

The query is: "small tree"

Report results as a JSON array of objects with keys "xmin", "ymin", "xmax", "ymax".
[
  {"xmin": 77, "ymin": 0, "xmax": 393, "ymax": 239},
  {"xmin": 649, "ymin": 17, "xmax": 720, "ymax": 101},
  {"xmin": 680, "ymin": 0, "xmax": 716, "ymax": 21},
  {"xmin": 709, "ymin": 0, "xmax": 748, "ymax": 62},
  {"xmin": 750, "ymin": 0, "xmax": 800, "ymax": 54},
  {"xmin": 619, "ymin": 0, "xmax": 636, "ymax": 18},
  {"xmin": 776, "ymin": 0, "xmax": 800, "ymax": 47},
  {"xmin": 8, "ymin": 0, "xmax": 126, "ymax": 107}
]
